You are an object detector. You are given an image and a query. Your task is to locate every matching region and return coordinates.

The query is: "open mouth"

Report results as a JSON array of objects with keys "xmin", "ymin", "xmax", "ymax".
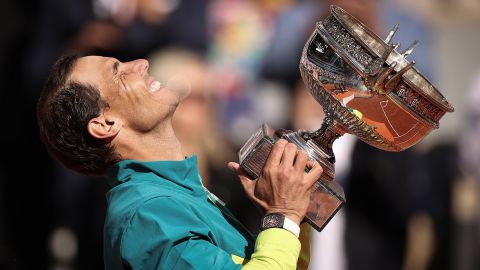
[{"xmin": 146, "ymin": 75, "xmax": 163, "ymax": 93}]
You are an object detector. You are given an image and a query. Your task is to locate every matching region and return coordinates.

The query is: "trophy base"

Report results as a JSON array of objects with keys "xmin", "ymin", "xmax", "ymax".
[{"xmin": 239, "ymin": 124, "xmax": 346, "ymax": 232}]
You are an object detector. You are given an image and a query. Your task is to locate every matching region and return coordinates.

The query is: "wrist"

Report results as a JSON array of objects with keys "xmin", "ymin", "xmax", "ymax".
[
  {"xmin": 260, "ymin": 212, "xmax": 301, "ymax": 238},
  {"xmin": 265, "ymin": 210, "xmax": 302, "ymax": 225}
]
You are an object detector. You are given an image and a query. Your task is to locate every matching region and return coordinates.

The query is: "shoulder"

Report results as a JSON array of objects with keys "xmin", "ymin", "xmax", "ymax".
[
  {"xmin": 118, "ymin": 196, "xmax": 214, "ymax": 265},
  {"xmin": 104, "ymin": 190, "xmax": 206, "ymax": 266},
  {"xmin": 104, "ymin": 179, "xmax": 202, "ymax": 248},
  {"xmin": 105, "ymin": 181, "xmax": 198, "ymax": 231}
]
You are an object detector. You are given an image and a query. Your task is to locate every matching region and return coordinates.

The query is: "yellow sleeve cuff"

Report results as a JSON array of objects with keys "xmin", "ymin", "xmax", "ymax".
[{"xmin": 241, "ymin": 228, "xmax": 301, "ymax": 270}]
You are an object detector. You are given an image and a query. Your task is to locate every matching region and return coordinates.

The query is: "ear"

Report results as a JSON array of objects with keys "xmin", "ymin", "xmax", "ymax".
[{"xmin": 87, "ymin": 114, "xmax": 122, "ymax": 140}]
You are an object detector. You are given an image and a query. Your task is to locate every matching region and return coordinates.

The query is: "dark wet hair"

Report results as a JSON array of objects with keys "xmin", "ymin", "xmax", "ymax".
[{"xmin": 37, "ymin": 54, "xmax": 121, "ymax": 175}]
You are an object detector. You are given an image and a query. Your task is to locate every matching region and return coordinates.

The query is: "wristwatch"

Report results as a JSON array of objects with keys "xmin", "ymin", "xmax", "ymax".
[{"xmin": 260, "ymin": 213, "xmax": 300, "ymax": 238}]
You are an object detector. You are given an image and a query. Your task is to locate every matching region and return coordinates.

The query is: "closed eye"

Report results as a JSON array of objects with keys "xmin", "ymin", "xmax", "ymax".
[{"xmin": 112, "ymin": 61, "xmax": 120, "ymax": 76}]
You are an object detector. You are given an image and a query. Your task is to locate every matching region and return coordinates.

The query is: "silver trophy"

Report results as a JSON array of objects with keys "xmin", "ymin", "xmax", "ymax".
[{"xmin": 239, "ymin": 5, "xmax": 454, "ymax": 231}]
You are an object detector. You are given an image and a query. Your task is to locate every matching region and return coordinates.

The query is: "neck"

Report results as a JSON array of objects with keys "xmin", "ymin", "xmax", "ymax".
[{"xmin": 114, "ymin": 120, "xmax": 185, "ymax": 161}]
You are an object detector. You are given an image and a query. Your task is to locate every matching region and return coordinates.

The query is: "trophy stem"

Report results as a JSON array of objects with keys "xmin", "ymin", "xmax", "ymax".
[{"xmin": 299, "ymin": 115, "xmax": 345, "ymax": 163}]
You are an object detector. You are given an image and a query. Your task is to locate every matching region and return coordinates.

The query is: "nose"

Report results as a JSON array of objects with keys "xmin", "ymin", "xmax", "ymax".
[{"xmin": 124, "ymin": 59, "xmax": 149, "ymax": 76}]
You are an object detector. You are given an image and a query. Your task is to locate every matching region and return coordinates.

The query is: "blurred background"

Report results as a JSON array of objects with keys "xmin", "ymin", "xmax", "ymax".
[{"xmin": 0, "ymin": 0, "xmax": 479, "ymax": 269}]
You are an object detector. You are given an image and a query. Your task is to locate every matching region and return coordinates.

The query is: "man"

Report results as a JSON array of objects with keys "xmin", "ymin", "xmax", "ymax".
[{"xmin": 37, "ymin": 54, "xmax": 323, "ymax": 269}]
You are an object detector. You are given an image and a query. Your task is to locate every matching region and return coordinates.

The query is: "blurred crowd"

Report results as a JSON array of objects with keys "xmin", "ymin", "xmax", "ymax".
[{"xmin": 0, "ymin": 0, "xmax": 479, "ymax": 269}]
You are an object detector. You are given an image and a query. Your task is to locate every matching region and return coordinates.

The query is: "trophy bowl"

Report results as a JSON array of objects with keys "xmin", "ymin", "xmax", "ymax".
[{"xmin": 239, "ymin": 5, "xmax": 454, "ymax": 231}]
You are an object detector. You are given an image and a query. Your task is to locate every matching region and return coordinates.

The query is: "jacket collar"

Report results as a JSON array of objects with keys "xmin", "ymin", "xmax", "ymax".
[{"xmin": 106, "ymin": 155, "xmax": 204, "ymax": 194}]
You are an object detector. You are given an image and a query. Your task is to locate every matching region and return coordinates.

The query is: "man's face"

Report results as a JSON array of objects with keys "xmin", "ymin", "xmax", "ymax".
[{"xmin": 69, "ymin": 56, "xmax": 183, "ymax": 132}]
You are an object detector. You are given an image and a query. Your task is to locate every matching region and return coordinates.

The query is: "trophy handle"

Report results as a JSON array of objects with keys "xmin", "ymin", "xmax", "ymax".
[{"xmin": 239, "ymin": 122, "xmax": 346, "ymax": 231}]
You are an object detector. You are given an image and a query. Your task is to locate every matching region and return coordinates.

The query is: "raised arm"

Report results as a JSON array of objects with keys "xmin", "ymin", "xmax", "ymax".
[{"xmin": 228, "ymin": 139, "xmax": 323, "ymax": 269}]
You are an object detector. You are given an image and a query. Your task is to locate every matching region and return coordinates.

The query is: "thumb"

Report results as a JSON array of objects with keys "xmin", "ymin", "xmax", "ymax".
[
  {"xmin": 228, "ymin": 162, "xmax": 267, "ymax": 214},
  {"xmin": 227, "ymin": 162, "xmax": 256, "ymax": 195}
]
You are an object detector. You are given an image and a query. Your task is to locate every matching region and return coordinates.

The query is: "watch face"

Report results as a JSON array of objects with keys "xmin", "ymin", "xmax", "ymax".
[{"xmin": 261, "ymin": 213, "xmax": 284, "ymax": 229}]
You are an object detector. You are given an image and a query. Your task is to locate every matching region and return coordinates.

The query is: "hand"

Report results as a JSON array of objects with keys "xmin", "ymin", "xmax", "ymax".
[{"xmin": 228, "ymin": 139, "xmax": 323, "ymax": 225}]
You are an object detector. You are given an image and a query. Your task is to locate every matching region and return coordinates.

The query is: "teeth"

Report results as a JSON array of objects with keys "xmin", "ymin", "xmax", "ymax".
[{"xmin": 149, "ymin": 80, "xmax": 161, "ymax": 92}]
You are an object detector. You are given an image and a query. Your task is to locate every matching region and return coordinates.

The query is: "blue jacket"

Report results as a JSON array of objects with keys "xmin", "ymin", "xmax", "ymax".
[{"xmin": 104, "ymin": 156, "xmax": 305, "ymax": 270}]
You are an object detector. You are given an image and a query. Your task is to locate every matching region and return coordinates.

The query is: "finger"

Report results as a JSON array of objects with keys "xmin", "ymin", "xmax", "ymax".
[
  {"xmin": 264, "ymin": 139, "xmax": 288, "ymax": 168},
  {"xmin": 227, "ymin": 161, "xmax": 239, "ymax": 171},
  {"xmin": 280, "ymin": 142, "xmax": 298, "ymax": 166},
  {"xmin": 304, "ymin": 160, "xmax": 323, "ymax": 186},
  {"xmin": 293, "ymin": 150, "xmax": 309, "ymax": 171}
]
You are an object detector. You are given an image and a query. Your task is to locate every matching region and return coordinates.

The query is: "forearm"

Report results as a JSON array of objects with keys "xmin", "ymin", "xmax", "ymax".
[{"xmin": 241, "ymin": 228, "xmax": 301, "ymax": 270}]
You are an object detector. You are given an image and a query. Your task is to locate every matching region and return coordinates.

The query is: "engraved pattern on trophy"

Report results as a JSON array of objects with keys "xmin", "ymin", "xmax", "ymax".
[
  {"xmin": 239, "ymin": 5, "xmax": 453, "ymax": 232},
  {"xmin": 322, "ymin": 16, "xmax": 373, "ymax": 67}
]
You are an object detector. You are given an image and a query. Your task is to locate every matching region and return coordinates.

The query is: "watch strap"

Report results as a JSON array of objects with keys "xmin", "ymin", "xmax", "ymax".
[
  {"xmin": 283, "ymin": 216, "xmax": 300, "ymax": 238},
  {"xmin": 261, "ymin": 213, "xmax": 300, "ymax": 238}
]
